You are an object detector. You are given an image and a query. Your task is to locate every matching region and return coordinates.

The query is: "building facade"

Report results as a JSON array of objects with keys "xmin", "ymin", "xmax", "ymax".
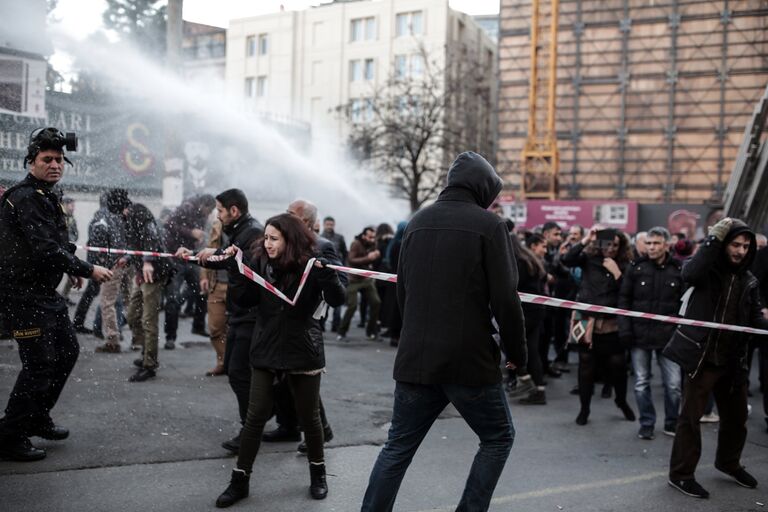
[
  {"xmin": 497, "ymin": 0, "xmax": 768, "ymax": 203},
  {"xmin": 225, "ymin": 0, "xmax": 497, "ymax": 151}
]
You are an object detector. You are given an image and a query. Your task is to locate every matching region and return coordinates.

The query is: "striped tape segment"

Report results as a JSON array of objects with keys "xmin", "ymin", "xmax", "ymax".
[{"xmin": 77, "ymin": 245, "xmax": 768, "ymax": 336}]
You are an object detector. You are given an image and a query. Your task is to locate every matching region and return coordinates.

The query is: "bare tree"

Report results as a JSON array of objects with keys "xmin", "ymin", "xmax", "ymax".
[{"xmin": 337, "ymin": 45, "xmax": 493, "ymax": 212}]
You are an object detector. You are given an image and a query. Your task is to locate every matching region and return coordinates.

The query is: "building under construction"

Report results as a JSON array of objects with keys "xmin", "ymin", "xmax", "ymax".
[{"xmin": 496, "ymin": 0, "xmax": 768, "ymax": 203}]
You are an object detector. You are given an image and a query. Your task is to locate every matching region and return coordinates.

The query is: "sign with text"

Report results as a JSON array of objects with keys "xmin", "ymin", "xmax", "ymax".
[
  {"xmin": 0, "ymin": 91, "xmax": 162, "ymax": 192},
  {"xmin": 496, "ymin": 199, "xmax": 638, "ymax": 233}
]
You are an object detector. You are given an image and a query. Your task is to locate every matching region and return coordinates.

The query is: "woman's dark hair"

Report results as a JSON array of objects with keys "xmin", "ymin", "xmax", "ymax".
[
  {"xmin": 526, "ymin": 233, "xmax": 546, "ymax": 248},
  {"xmin": 585, "ymin": 229, "xmax": 633, "ymax": 265},
  {"xmin": 259, "ymin": 213, "xmax": 315, "ymax": 271},
  {"xmin": 510, "ymin": 233, "xmax": 546, "ymax": 278}
]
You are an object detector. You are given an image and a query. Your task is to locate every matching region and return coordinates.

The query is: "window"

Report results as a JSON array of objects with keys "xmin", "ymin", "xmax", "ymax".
[
  {"xmin": 396, "ymin": 11, "xmax": 424, "ymax": 37},
  {"xmin": 394, "ymin": 55, "xmax": 423, "ymax": 79},
  {"xmin": 196, "ymin": 35, "xmax": 211, "ymax": 58},
  {"xmin": 258, "ymin": 34, "xmax": 269, "ymax": 55},
  {"xmin": 350, "ymin": 19, "xmax": 363, "ymax": 42},
  {"xmin": 410, "ymin": 54, "xmax": 424, "ymax": 77},
  {"xmin": 349, "ymin": 59, "xmax": 363, "ymax": 82},
  {"xmin": 351, "ymin": 98, "xmax": 363, "ymax": 122},
  {"xmin": 351, "ymin": 17, "xmax": 377, "ymax": 42},
  {"xmin": 256, "ymin": 76, "xmax": 267, "ymax": 97},
  {"xmin": 394, "ymin": 55, "xmax": 407, "ymax": 78},
  {"xmin": 365, "ymin": 17, "xmax": 377, "ymax": 40},
  {"xmin": 244, "ymin": 77, "xmax": 255, "ymax": 97},
  {"xmin": 364, "ymin": 98, "xmax": 374, "ymax": 121},
  {"xmin": 246, "ymin": 35, "xmax": 256, "ymax": 57},
  {"xmin": 350, "ymin": 98, "xmax": 374, "ymax": 123},
  {"xmin": 364, "ymin": 58, "xmax": 375, "ymax": 80}
]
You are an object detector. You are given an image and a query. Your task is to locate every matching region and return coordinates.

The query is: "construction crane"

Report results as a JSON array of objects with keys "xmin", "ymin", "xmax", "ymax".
[{"xmin": 521, "ymin": 0, "xmax": 559, "ymax": 200}]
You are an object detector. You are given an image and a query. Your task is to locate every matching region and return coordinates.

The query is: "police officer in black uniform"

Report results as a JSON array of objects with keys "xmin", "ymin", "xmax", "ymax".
[{"xmin": 0, "ymin": 128, "xmax": 113, "ymax": 461}]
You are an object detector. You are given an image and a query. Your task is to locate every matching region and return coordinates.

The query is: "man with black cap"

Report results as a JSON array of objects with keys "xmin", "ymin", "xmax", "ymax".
[
  {"xmin": 664, "ymin": 217, "xmax": 768, "ymax": 498},
  {"xmin": 0, "ymin": 128, "xmax": 113, "ymax": 461}
]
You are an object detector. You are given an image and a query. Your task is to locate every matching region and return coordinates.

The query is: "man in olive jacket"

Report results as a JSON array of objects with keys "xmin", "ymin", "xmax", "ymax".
[{"xmin": 361, "ymin": 152, "xmax": 527, "ymax": 512}]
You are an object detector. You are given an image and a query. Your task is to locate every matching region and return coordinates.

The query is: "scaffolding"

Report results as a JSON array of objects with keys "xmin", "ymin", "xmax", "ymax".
[{"xmin": 497, "ymin": 0, "xmax": 768, "ymax": 202}]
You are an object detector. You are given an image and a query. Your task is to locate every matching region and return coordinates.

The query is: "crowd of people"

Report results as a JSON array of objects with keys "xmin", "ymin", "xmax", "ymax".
[{"xmin": 1, "ymin": 133, "xmax": 767, "ymax": 509}]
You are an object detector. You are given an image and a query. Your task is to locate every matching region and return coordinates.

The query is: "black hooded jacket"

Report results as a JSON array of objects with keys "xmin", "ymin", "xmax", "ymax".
[
  {"xmin": 393, "ymin": 152, "xmax": 527, "ymax": 386},
  {"xmin": 663, "ymin": 220, "xmax": 768, "ymax": 375}
]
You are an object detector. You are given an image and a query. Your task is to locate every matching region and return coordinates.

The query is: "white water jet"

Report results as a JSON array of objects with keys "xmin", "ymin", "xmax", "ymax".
[{"xmin": 47, "ymin": 24, "xmax": 409, "ymax": 237}]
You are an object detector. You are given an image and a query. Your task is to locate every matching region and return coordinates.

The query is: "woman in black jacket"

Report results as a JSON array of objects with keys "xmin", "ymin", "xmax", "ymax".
[
  {"xmin": 215, "ymin": 213, "xmax": 345, "ymax": 508},
  {"xmin": 507, "ymin": 233, "xmax": 549, "ymax": 404},
  {"xmin": 561, "ymin": 227, "xmax": 636, "ymax": 425}
]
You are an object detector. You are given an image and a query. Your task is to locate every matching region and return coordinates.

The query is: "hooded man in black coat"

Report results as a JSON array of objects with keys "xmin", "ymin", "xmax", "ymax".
[
  {"xmin": 665, "ymin": 218, "xmax": 768, "ymax": 499},
  {"xmin": 361, "ymin": 152, "xmax": 527, "ymax": 512}
]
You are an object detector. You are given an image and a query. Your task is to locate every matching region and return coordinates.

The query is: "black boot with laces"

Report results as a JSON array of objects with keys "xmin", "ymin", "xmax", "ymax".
[{"xmin": 216, "ymin": 469, "xmax": 250, "ymax": 508}]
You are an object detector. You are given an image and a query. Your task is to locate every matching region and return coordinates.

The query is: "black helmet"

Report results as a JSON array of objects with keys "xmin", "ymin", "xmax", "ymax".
[{"xmin": 24, "ymin": 127, "xmax": 78, "ymax": 166}]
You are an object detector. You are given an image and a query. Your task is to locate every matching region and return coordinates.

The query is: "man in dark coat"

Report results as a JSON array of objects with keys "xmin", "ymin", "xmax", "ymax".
[
  {"xmin": 751, "ymin": 243, "xmax": 768, "ymax": 431},
  {"xmin": 361, "ymin": 152, "xmax": 527, "ymax": 512},
  {"xmin": 177, "ymin": 189, "xmax": 263, "ymax": 452},
  {"xmin": 163, "ymin": 194, "xmax": 215, "ymax": 347},
  {"xmin": 321, "ymin": 215, "xmax": 347, "ymax": 332},
  {"xmin": 618, "ymin": 226, "xmax": 684, "ymax": 440},
  {"xmin": 0, "ymin": 128, "xmax": 113, "ymax": 461},
  {"xmin": 665, "ymin": 218, "xmax": 768, "ymax": 498}
]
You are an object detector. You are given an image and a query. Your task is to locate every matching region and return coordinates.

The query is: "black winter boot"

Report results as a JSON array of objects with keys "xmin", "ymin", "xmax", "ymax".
[
  {"xmin": 309, "ymin": 462, "xmax": 328, "ymax": 500},
  {"xmin": 215, "ymin": 469, "xmax": 250, "ymax": 508}
]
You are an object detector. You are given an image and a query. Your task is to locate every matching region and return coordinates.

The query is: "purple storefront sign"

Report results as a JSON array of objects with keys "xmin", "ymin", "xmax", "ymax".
[{"xmin": 496, "ymin": 199, "xmax": 638, "ymax": 233}]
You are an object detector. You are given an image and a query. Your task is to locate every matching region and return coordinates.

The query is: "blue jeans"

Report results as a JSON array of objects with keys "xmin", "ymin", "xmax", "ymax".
[
  {"xmin": 361, "ymin": 381, "xmax": 514, "ymax": 512},
  {"xmin": 631, "ymin": 348, "xmax": 682, "ymax": 430}
]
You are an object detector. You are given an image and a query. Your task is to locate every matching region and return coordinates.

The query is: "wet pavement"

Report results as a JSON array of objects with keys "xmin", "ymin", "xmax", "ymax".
[{"xmin": 1, "ymin": 299, "xmax": 767, "ymax": 511}]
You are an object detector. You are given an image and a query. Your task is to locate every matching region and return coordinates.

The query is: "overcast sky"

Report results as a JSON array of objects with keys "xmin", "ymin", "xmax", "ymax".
[{"xmin": 53, "ymin": 0, "xmax": 500, "ymax": 36}]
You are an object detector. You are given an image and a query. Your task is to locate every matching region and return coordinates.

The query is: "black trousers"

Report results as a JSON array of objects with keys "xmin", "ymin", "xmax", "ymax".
[
  {"xmin": 237, "ymin": 369, "xmax": 324, "ymax": 472},
  {"xmin": 670, "ymin": 364, "xmax": 748, "ymax": 480},
  {"xmin": 224, "ymin": 320, "xmax": 254, "ymax": 424},
  {"xmin": 164, "ymin": 261, "xmax": 206, "ymax": 340},
  {"xmin": 273, "ymin": 375, "xmax": 331, "ymax": 433},
  {"xmin": 72, "ymin": 279, "xmax": 101, "ymax": 327},
  {"xmin": 0, "ymin": 309, "xmax": 79, "ymax": 440}
]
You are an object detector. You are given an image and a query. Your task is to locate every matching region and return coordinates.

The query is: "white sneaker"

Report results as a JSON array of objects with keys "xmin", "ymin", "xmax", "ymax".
[{"xmin": 700, "ymin": 412, "xmax": 720, "ymax": 423}]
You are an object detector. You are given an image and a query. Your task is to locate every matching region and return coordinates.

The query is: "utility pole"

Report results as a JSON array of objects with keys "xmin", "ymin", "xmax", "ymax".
[{"xmin": 162, "ymin": 0, "xmax": 184, "ymax": 207}]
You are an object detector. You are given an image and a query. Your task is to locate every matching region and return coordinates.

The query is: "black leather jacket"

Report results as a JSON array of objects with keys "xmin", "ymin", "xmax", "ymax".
[
  {"xmin": 0, "ymin": 174, "xmax": 93, "ymax": 311},
  {"xmin": 618, "ymin": 254, "xmax": 684, "ymax": 349},
  {"xmin": 200, "ymin": 213, "xmax": 264, "ymax": 324},
  {"xmin": 231, "ymin": 253, "xmax": 345, "ymax": 371}
]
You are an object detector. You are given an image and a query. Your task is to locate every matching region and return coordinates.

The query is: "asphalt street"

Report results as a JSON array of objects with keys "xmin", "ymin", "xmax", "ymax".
[{"xmin": 1, "ymin": 299, "xmax": 767, "ymax": 512}]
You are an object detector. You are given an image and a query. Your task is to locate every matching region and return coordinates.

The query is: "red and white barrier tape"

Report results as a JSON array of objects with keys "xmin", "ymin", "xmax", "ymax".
[
  {"xmin": 326, "ymin": 264, "xmax": 398, "ymax": 283},
  {"xmin": 78, "ymin": 245, "xmax": 199, "ymax": 261},
  {"xmin": 517, "ymin": 293, "xmax": 768, "ymax": 336},
  {"xmin": 77, "ymin": 245, "xmax": 768, "ymax": 336},
  {"xmin": 231, "ymin": 247, "xmax": 314, "ymax": 306}
]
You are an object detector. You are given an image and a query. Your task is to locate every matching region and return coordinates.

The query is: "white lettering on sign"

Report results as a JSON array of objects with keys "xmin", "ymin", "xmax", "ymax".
[{"xmin": 539, "ymin": 205, "xmax": 582, "ymax": 222}]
